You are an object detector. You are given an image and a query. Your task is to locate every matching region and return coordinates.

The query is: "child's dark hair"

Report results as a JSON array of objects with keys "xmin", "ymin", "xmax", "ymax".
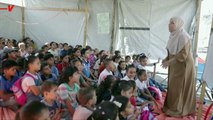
[
  {"xmin": 81, "ymin": 48, "xmax": 89, "ymax": 55},
  {"xmin": 137, "ymin": 69, "xmax": 146, "ymax": 77},
  {"xmin": 77, "ymin": 87, "xmax": 95, "ymax": 106},
  {"xmin": 71, "ymin": 58, "xmax": 82, "ymax": 66},
  {"xmin": 41, "ymin": 45, "xmax": 48, "ymax": 50},
  {"xmin": 112, "ymin": 96, "xmax": 129, "ymax": 117},
  {"xmin": 2, "ymin": 60, "xmax": 17, "ymax": 70},
  {"xmin": 112, "ymin": 55, "xmax": 121, "ymax": 62},
  {"xmin": 60, "ymin": 53, "xmax": 69, "ymax": 60},
  {"xmin": 112, "ymin": 80, "xmax": 132, "ymax": 96},
  {"xmin": 129, "ymin": 80, "xmax": 136, "ymax": 90},
  {"xmin": 103, "ymin": 58, "xmax": 112, "ymax": 67},
  {"xmin": 97, "ymin": 75, "xmax": 116, "ymax": 104},
  {"xmin": 88, "ymin": 101, "xmax": 119, "ymax": 120},
  {"xmin": 16, "ymin": 57, "xmax": 25, "ymax": 69},
  {"xmin": 60, "ymin": 66, "xmax": 78, "ymax": 83},
  {"xmin": 50, "ymin": 41, "xmax": 55, "ymax": 46},
  {"xmin": 41, "ymin": 80, "xmax": 57, "ymax": 95},
  {"xmin": 17, "ymin": 101, "xmax": 48, "ymax": 120},
  {"xmin": 126, "ymin": 64, "xmax": 136, "ymax": 72},
  {"xmin": 24, "ymin": 55, "xmax": 39, "ymax": 70},
  {"xmin": 125, "ymin": 55, "xmax": 131, "ymax": 60},
  {"xmin": 117, "ymin": 60, "xmax": 126, "ymax": 71},
  {"xmin": 40, "ymin": 62, "xmax": 49, "ymax": 71},
  {"xmin": 139, "ymin": 54, "xmax": 147, "ymax": 62},
  {"xmin": 43, "ymin": 53, "xmax": 54, "ymax": 61}
]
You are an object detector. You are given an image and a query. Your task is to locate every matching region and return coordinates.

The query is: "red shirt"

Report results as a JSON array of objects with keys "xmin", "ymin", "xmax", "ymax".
[
  {"xmin": 130, "ymin": 96, "xmax": 136, "ymax": 109},
  {"xmin": 98, "ymin": 63, "xmax": 105, "ymax": 76}
]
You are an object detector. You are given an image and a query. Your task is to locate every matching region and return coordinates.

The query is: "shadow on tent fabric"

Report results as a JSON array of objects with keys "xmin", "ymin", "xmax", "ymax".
[
  {"xmin": 153, "ymin": 92, "xmax": 212, "ymax": 120},
  {"xmin": 0, "ymin": 107, "xmax": 16, "ymax": 120}
]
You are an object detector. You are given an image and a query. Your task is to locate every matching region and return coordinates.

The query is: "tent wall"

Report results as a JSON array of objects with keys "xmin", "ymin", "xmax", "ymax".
[
  {"xmin": 115, "ymin": 0, "xmax": 196, "ymax": 59},
  {"xmin": 0, "ymin": 4, "xmax": 22, "ymax": 40},
  {"xmin": 0, "ymin": 0, "xmax": 196, "ymax": 59}
]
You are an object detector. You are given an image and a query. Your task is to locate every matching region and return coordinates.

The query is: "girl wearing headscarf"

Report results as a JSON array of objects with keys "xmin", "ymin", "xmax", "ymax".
[{"xmin": 161, "ymin": 17, "xmax": 196, "ymax": 117}]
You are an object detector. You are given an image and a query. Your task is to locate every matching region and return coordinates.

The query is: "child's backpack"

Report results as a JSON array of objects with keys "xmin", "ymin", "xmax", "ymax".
[
  {"xmin": 11, "ymin": 73, "xmax": 35, "ymax": 106},
  {"xmin": 148, "ymin": 86, "xmax": 162, "ymax": 100},
  {"xmin": 140, "ymin": 110, "xmax": 156, "ymax": 120}
]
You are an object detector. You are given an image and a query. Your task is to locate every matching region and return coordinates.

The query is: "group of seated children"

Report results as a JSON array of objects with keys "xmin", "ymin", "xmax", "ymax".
[{"xmin": 0, "ymin": 37, "xmax": 165, "ymax": 120}]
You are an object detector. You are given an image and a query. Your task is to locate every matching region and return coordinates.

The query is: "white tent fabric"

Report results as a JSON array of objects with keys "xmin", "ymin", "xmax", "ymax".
[
  {"xmin": 0, "ymin": 4, "xmax": 22, "ymax": 40},
  {"xmin": 115, "ymin": 0, "xmax": 196, "ymax": 59},
  {"xmin": 25, "ymin": 10, "xmax": 85, "ymax": 47},
  {"xmin": 0, "ymin": 0, "xmax": 24, "ymax": 7},
  {"xmin": 203, "ymin": 32, "xmax": 213, "ymax": 87},
  {"xmin": 0, "ymin": 0, "xmax": 196, "ymax": 59}
]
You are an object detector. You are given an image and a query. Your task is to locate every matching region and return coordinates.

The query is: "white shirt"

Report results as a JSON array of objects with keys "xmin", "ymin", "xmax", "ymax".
[
  {"xmin": 122, "ymin": 76, "xmax": 131, "ymax": 81},
  {"xmin": 137, "ymin": 65, "xmax": 147, "ymax": 70},
  {"xmin": 98, "ymin": 69, "xmax": 113, "ymax": 85},
  {"xmin": 135, "ymin": 79, "xmax": 147, "ymax": 91},
  {"xmin": 48, "ymin": 49, "xmax": 59, "ymax": 56},
  {"xmin": 21, "ymin": 71, "xmax": 39, "ymax": 93},
  {"xmin": 73, "ymin": 105, "xmax": 93, "ymax": 120}
]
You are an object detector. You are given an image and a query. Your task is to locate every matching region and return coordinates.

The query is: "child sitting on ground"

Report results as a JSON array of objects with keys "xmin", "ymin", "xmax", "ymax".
[
  {"xmin": 0, "ymin": 60, "xmax": 19, "ymax": 110},
  {"xmin": 15, "ymin": 101, "xmax": 50, "ymax": 120},
  {"xmin": 73, "ymin": 87, "xmax": 97, "ymax": 120},
  {"xmin": 57, "ymin": 66, "xmax": 80, "ymax": 117},
  {"xmin": 41, "ymin": 81, "xmax": 69, "ymax": 119},
  {"xmin": 40, "ymin": 63, "xmax": 58, "ymax": 83}
]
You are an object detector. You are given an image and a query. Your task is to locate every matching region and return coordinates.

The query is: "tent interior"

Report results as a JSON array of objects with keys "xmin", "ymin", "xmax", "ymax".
[{"xmin": 0, "ymin": 0, "xmax": 213, "ymax": 119}]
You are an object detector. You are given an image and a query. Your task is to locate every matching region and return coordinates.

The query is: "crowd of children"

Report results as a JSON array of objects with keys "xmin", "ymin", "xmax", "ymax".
[{"xmin": 0, "ymin": 37, "xmax": 165, "ymax": 120}]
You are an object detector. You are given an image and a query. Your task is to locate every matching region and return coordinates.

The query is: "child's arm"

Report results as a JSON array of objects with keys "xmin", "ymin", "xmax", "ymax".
[
  {"xmin": 144, "ymin": 88, "xmax": 155, "ymax": 100},
  {"xmin": 0, "ymin": 90, "xmax": 14, "ymax": 101},
  {"xmin": 64, "ymin": 99, "xmax": 75, "ymax": 116},
  {"xmin": 29, "ymin": 85, "xmax": 40, "ymax": 96},
  {"xmin": 140, "ymin": 89, "xmax": 154, "ymax": 101},
  {"xmin": 52, "ymin": 109, "xmax": 62, "ymax": 120},
  {"xmin": 90, "ymin": 70, "xmax": 97, "ymax": 80}
]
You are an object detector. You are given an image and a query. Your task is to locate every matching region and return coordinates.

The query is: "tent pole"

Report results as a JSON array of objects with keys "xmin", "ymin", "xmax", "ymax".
[
  {"xmin": 110, "ymin": 0, "xmax": 116, "ymax": 54},
  {"xmin": 83, "ymin": 0, "xmax": 88, "ymax": 47},
  {"xmin": 193, "ymin": 0, "xmax": 202, "ymax": 60},
  {"xmin": 197, "ymin": 81, "xmax": 206, "ymax": 120},
  {"xmin": 21, "ymin": 7, "xmax": 25, "ymax": 40}
]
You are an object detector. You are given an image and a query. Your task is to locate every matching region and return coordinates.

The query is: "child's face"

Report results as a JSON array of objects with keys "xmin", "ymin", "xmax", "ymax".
[
  {"xmin": 69, "ymin": 72, "xmax": 80, "ymax": 83},
  {"xmin": 127, "ymin": 68, "xmax": 136, "ymax": 79},
  {"xmin": 120, "ymin": 62, "xmax": 126, "ymax": 70},
  {"xmin": 8, "ymin": 52, "xmax": 17, "ymax": 60},
  {"xmin": 126, "ymin": 57, "xmax": 131, "ymax": 62},
  {"xmin": 29, "ymin": 58, "xmax": 41, "ymax": 72},
  {"xmin": 74, "ymin": 50, "xmax": 81, "ymax": 57},
  {"xmin": 27, "ymin": 46, "xmax": 33, "ymax": 53},
  {"xmin": 51, "ymin": 43, "xmax": 57, "ymax": 49},
  {"xmin": 38, "ymin": 109, "xmax": 50, "ymax": 120},
  {"xmin": 45, "ymin": 86, "xmax": 58, "ymax": 101},
  {"xmin": 121, "ymin": 87, "xmax": 133, "ymax": 99},
  {"xmin": 62, "ymin": 55, "xmax": 69, "ymax": 63},
  {"xmin": 74, "ymin": 61, "xmax": 83, "ymax": 71},
  {"xmin": 64, "ymin": 45, "xmax": 69, "ymax": 50},
  {"xmin": 42, "ymin": 65, "xmax": 51, "ymax": 75},
  {"xmin": 140, "ymin": 58, "xmax": 148, "ymax": 66},
  {"xmin": 44, "ymin": 47, "xmax": 49, "ymax": 53},
  {"xmin": 19, "ymin": 44, "xmax": 25, "ymax": 50},
  {"xmin": 139, "ymin": 72, "xmax": 147, "ymax": 81},
  {"xmin": 121, "ymin": 101, "xmax": 134, "ymax": 117},
  {"xmin": 84, "ymin": 50, "xmax": 90, "ymax": 59},
  {"xmin": 47, "ymin": 57, "xmax": 54, "ymax": 66},
  {"xmin": 4, "ymin": 66, "xmax": 17, "ymax": 77}
]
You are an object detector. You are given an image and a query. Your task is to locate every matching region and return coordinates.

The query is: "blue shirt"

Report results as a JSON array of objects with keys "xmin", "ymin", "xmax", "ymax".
[
  {"xmin": 51, "ymin": 66, "xmax": 59, "ymax": 77},
  {"xmin": 41, "ymin": 99, "xmax": 61, "ymax": 118},
  {"xmin": 0, "ymin": 75, "xmax": 19, "ymax": 93},
  {"xmin": 40, "ymin": 73, "xmax": 58, "ymax": 83},
  {"xmin": 82, "ymin": 60, "xmax": 90, "ymax": 78}
]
